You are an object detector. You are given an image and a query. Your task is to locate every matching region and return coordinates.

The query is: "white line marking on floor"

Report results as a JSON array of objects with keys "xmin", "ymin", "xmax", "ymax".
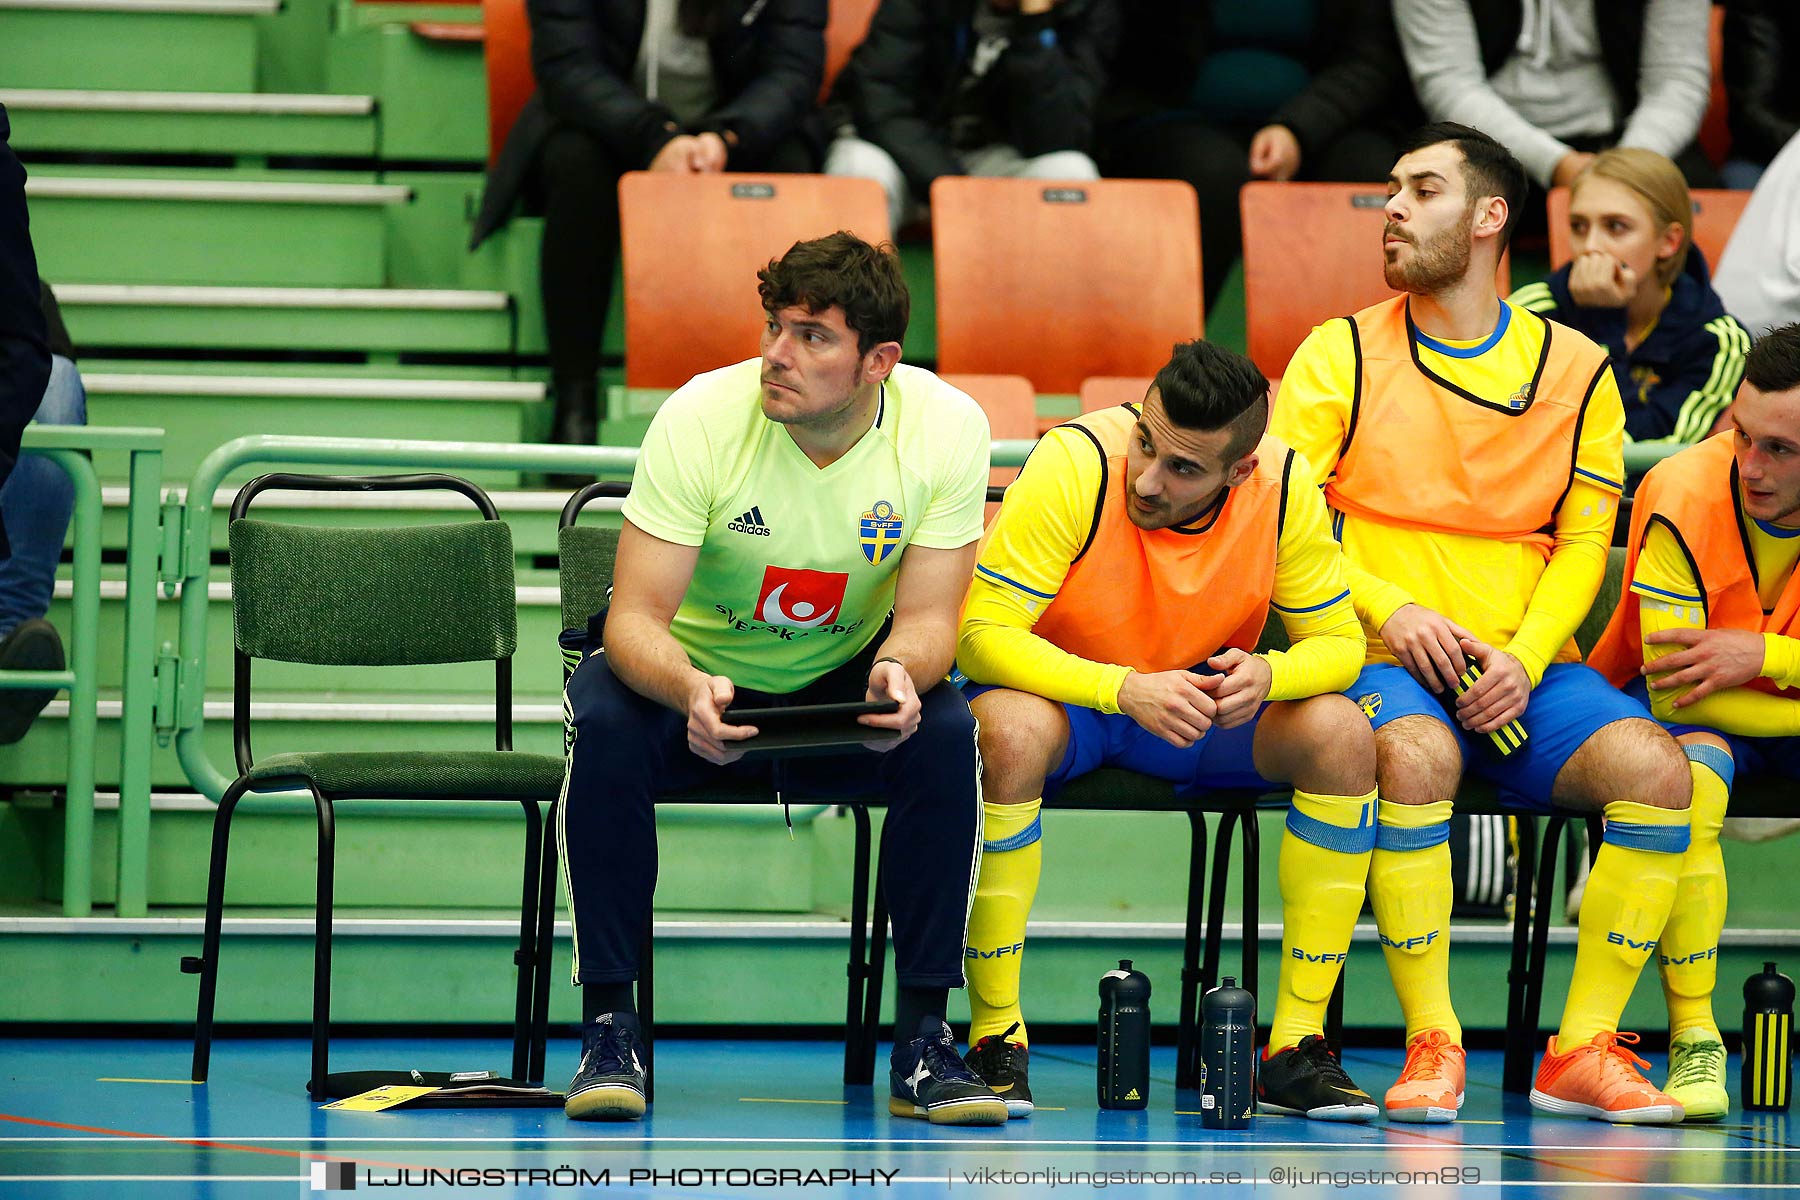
[{"xmin": 0, "ymin": 1135, "xmax": 1791, "ymax": 1151}]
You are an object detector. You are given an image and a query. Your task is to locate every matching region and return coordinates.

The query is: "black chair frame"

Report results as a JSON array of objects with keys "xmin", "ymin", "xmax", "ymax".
[{"xmin": 184, "ymin": 473, "xmax": 553, "ymax": 1099}]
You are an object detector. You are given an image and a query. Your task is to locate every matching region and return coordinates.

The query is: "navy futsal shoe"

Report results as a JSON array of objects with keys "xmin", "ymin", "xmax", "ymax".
[
  {"xmin": 889, "ymin": 1017, "xmax": 1009, "ymax": 1125},
  {"xmin": 565, "ymin": 1012, "xmax": 648, "ymax": 1121}
]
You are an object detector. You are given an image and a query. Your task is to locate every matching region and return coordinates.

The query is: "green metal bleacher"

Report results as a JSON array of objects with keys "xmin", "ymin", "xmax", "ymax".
[
  {"xmin": 27, "ymin": 171, "xmax": 411, "ymax": 287},
  {"xmin": 60, "ymin": 287, "xmax": 517, "ymax": 356},
  {"xmin": 0, "ymin": 89, "xmax": 377, "ymax": 157},
  {"xmin": 0, "ymin": 0, "xmax": 275, "ymax": 94},
  {"xmin": 327, "ymin": 20, "xmax": 486, "ymax": 162}
]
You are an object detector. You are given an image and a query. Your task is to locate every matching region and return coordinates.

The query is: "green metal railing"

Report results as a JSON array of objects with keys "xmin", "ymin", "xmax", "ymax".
[
  {"xmin": 11, "ymin": 425, "xmax": 163, "ymax": 918},
  {"xmin": 1623, "ymin": 441, "xmax": 1685, "ymax": 476}
]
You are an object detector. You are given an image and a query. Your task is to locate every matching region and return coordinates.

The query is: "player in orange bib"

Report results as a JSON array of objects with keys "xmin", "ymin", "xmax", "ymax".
[
  {"xmin": 1271, "ymin": 123, "xmax": 1696, "ymax": 1125},
  {"xmin": 1589, "ymin": 324, "xmax": 1800, "ymax": 1121},
  {"xmin": 957, "ymin": 339, "xmax": 1385, "ymax": 1122}
]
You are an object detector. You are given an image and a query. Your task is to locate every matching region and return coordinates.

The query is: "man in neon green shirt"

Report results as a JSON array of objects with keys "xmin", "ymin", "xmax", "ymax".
[{"xmin": 559, "ymin": 232, "xmax": 1005, "ymax": 1127}]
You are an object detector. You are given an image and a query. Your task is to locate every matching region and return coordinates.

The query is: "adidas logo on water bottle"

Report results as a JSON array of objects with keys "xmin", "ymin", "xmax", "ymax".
[{"xmin": 729, "ymin": 506, "xmax": 773, "ymax": 536}]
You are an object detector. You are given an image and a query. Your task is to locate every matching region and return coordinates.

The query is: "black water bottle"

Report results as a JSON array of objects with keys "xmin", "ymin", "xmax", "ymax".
[
  {"xmin": 1744, "ymin": 962, "xmax": 1794, "ymax": 1112},
  {"xmin": 1097, "ymin": 960, "xmax": 1151, "ymax": 1109},
  {"xmin": 1199, "ymin": 977, "xmax": 1256, "ymax": 1130}
]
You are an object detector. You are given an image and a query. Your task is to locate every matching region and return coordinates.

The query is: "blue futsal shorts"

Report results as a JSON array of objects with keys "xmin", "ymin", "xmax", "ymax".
[
  {"xmin": 960, "ymin": 682, "xmax": 1278, "ymax": 799},
  {"xmin": 1625, "ymin": 678, "xmax": 1800, "ymax": 782},
  {"xmin": 1347, "ymin": 661, "xmax": 1652, "ymax": 811}
]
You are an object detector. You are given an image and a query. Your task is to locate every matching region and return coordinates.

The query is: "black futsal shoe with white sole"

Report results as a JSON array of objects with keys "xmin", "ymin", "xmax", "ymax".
[
  {"xmin": 565, "ymin": 1012, "xmax": 648, "ymax": 1121},
  {"xmin": 1257, "ymin": 1034, "xmax": 1379, "ymax": 1122},
  {"xmin": 966, "ymin": 1021, "xmax": 1034, "ymax": 1118},
  {"xmin": 889, "ymin": 1017, "xmax": 1009, "ymax": 1125}
]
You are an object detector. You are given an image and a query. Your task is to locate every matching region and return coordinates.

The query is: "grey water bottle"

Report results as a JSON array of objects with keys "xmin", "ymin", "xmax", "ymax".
[
  {"xmin": 1097, "ymin": 960, "xmax": 1152, "ymax": 1109},
  {"xmin": 1199, "ymin": 977, "xmax": 1256, "ymax": 1129}
]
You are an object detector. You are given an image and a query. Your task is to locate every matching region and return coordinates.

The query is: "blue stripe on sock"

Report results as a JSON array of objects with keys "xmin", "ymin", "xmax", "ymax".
[
  {"xmin": 1603, "ymin": 819, "xmax": 1692, "ymax": 855},
  {"xmin": 1285, "ymin": 807, "xmax": 1378, "ymax": 855},
  {"xmin": 1375, "ymin": 820, "xmax": 1452, "ymax": 852},
  {"xmin": 984, "ymin": 814, "xmax": 1042, "ymax": 853},
  {"xmin": 1683, "ymin": 742, "xmax": 1735, "ymax": 790}
]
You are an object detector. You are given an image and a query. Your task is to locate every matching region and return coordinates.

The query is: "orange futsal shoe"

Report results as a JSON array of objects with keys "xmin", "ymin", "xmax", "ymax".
[
  {"xmin": 1529, "ymin": 1031, "xmax": 1684, "ymax": 1124},
  {"xmin": 1385, "ymin": 1029, "xmax": 1466, "ymax": 1123}
]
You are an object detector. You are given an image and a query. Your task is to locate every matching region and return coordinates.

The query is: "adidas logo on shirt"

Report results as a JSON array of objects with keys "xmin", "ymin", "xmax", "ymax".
[{"xmin": 728, "ymin": 506, "xmax": 773, "ymax": 536}]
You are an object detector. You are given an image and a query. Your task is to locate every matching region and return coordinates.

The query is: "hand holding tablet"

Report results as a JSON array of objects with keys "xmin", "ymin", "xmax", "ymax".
[{"xmin": 720, "ymin": 699, "xmax": 903, "ymax": 759}]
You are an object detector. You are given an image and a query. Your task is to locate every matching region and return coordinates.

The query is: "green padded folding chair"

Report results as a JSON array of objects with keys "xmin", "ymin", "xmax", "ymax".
[
  {"xmin": 184, "ymin": 473, "xmax": 568, "ymax": 1100},
  {"xmin": 547, "ymin": 483, "xmax": 892, "ymax": 1090}
]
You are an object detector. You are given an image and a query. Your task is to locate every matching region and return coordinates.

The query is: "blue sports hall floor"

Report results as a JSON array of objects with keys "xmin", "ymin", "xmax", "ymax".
[{"xmin": 0, "ymin": 1035, "xmax": 1793, "ymax": 1197}]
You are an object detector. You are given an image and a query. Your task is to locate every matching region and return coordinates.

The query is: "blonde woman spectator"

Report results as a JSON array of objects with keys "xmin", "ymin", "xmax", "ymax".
[{"xmin": 1512, "ymin": 148, "xmax": 1750, "ymax": 442}]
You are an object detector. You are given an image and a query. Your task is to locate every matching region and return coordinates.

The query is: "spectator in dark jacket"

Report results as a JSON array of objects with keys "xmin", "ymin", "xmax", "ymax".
[
  {"xmin": 470, "ymin": 0, "xmax": 827, "ymax": 444},
  {"xmin": 1099, "ymin": 0, "xmax": 1422, "ymax": 306},
  {"xmin": 0, "ymin": 105, "xmax": 57, "ymax": 739},
  {"xmin": 1512, "ymin": 148, "xmax": 1750, "ymax": 443},
  {"xmin": 1721, "ymin": 0, "xmax": 1800, "ymax": 189},
  {"xmin": 0, "ymin": 105, "xmax": 47, "ymax": 551},
  {"xmin": 0, "ymin": 282, "xmax": 84, "ymax": 742},
  {"xmin": 824, "ymin": 0, "xmax": 1118, "ymax": 233}
]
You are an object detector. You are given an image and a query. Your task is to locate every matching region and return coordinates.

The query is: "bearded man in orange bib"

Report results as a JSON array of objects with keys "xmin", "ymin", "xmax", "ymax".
[
  {"xmin": 956, "ymin": 338, "xmax": 1386, "ymax": 1123},
  {"xmin": 1271, "ymin": 122, "xmax": 1696, "ymax": 1125}
]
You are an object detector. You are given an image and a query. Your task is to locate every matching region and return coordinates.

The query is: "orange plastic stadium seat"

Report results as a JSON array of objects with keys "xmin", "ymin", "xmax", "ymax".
[
  {"xmin": 931, "ymin": 177, "xmax": 1203, "ymax": 394},
  {"xmin": 822, "ymin": 0, "xmax": 879, "ymax": 102},
  {"xmin": 482, "ymin": 0, "xmax": 532, "ymax": 168},
  {"xmin": 942, "ymin": 374, "xmax": 1036, "ymax": 519},
  {"xmin": 1076, "ymin": 373, "xmax": 1281, "ymax": 429},
  {"xmin": 618, "ymin": 172, "xmax": 891, "ymax": 388},
  {"xmin": 1699, "ymin": 3, "xmax": 1730, "ymax": 168},
  {"xmin": 1547, "ymin": 186, "xmax": 1750, "ymax": 275},
  {"xmin": 1240, "ymin": 181, "xmax": 1511, "ymax": 380},
  {"xmin": 1078, "ymin": 376, "xmax": 1152, "ymax": 417}
]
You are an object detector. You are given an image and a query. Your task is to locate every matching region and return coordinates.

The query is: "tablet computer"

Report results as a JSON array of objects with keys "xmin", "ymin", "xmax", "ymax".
[{"xmin": 720, "ymin": 699, "xmax": 901, "ymax": 759}]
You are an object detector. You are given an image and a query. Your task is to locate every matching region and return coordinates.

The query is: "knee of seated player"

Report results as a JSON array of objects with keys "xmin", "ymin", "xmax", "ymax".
[
  {"xmin": 1253, "ymin": 694, "xmax": 1376, "ymax": 795},
  {"xmin": 1375, "ymin": 714, "xmax": 1463, "ymax": 804},
  {"xmin": 970, "ymin": 688, "xmax": 1068, "ymax": 804},
  {"xmin": 1555, "ymin": 717, "xmax": 1692, "ymax": 811},
  {"xmin": 1677, "ymin": 729, "xmax": 1733, "ymax": 758}
]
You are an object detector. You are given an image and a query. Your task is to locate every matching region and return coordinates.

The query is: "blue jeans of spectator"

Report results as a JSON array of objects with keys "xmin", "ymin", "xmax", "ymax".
[
  {"xmin": 0, "ymin": 355, "xmax": 86, "ymax": 636},
  {"xmin": 1720, "ymin": 158, "xmax": 1767, "ymax": 191}
]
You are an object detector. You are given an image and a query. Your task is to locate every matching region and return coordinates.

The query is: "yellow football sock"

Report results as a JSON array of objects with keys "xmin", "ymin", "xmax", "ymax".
[
  {"xmin": 1556, "ymin": 799, "xmax": 1690, "ymax": 1054},
  {"xmin": 1368, "ymin": 798, "xmax": 1461, "ymax": 1044},
  {"xmin": 966, "ymin": 799, "xmax": 1042, "ymax": 1046},
  {"xmin": 1269, "ymin": 788, "xmax": 1379, "ymax": 1053},
  {"xmin": 1660, "ymin": 747, "xmax": 1731, "ymax": 1041}
]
